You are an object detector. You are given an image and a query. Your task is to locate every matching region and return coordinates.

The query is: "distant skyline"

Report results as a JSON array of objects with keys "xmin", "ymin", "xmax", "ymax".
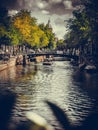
[{"xmin": 0, "ymin": 0, "xmax": 81, "ymax": 39}]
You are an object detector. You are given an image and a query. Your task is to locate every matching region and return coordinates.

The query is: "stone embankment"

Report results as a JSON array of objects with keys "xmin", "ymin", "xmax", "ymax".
[
  {"xmin": 0, "ymin": 56, "xmax": 16, "ymax": 71},
  {"xmin": 0, "ymin": 55, "xmax": 46, "ymax": 71}
]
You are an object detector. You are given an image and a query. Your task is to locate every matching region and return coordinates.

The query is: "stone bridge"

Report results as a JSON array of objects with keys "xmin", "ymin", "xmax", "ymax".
[{"xmin": 27, "ymin": 53, "xmax": 79, "ymax": 61}]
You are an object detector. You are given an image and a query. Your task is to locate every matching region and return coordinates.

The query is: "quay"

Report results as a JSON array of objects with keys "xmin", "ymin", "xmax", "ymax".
[
  {"xmin": 0, "ymin": 55, "xmax": 47, "ymax": 71},
  {"xmin": 0, "ymin": 56, "xmax": 16, "ymax": 71},
  {"xmin": 0, "ymin": 51, "xmax": 80, "ymax": 72}
]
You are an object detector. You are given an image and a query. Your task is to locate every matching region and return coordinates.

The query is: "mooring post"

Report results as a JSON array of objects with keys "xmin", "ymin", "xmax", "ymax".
[{"xmin": 23, "ymin": 55, "xmax": 26, "ymax": 66}]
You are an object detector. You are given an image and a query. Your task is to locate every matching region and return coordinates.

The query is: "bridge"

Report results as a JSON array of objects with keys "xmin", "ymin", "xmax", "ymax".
[{"xmin": 27, "ymin": 53, "xmax": 79, "ymax": 61}]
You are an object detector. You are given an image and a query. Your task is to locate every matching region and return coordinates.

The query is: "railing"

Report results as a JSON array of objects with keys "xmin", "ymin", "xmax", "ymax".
[{"xmin": 27, "ymin": 52, "xmax": 79, "ymax": 61}]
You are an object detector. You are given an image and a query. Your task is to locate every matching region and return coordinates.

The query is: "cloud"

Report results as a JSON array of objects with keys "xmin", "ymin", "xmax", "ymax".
[
  {"xmin": 8, "ymin": 10, "xmax": 18, "ymax": 16},
  {"xmin": 54, "ymin": 17, "xmax": 65, "ymax": 25},
  {"xmin": 0, "ymin": 0, "xmax": 18, "ymax": 9},
  {"xmin": 0, "ymin": 0, "xmax": 80, "ymax": 15},
  {"xmin": 71, "ymin": 0, "xmax": 81, "ymax": 7},
  {"xmin": 38, "ymin": 0, "xmax": 74, "ymax": 15},
  {"xmin": 53, "ymin": 23, "xmax": 66, "ymax": 39},
  {"xmin": 0, "ymin": 0, "xmax": 80, "ymax": 39},
  {"xmin": 36, "ymin": 1, "xmax": 48, "ymax": 9},
  {"xmin": 63, "ymin": 0, "xmax": 72, "ymax": 9},
  {"xmin": 41, "ymin": 10, "xmax": 49, "ymax": 14}
]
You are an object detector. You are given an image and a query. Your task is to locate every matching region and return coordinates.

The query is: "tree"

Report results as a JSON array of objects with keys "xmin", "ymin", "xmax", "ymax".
[
  {"xmin": 8, "ymin": 24, "xmax": 22, "ymax": 45},
  {"xmin": 65, "ymin": 9, "xmax": 91, "ymax": 48},
  {"xmin": 0, "ymin": 7, "xmax": 11, "ymax": 28},
  {"xmin": 80, "ymin": 0, "xmax": 98, "ymax": 55},
  {"xmin": 0, "ymin": 7, "xmax": 11, "ymax": 47},
  {"xmin": 39, "ymin": 22, "xmax": 57, "ymax": 49},
  {"xmin": 56, "ymin": 39, "xmax": 65, "ymax": 50},
  {"xmin": 12, "ymin": 10, "xmax": 37, "ymax": 45},
  {"xmin": 12, "ymin": 10, "xmax": 49, "ymax": 49},
  {"xmin": 64, "ymin": 0, "xmax": 98, "ymax": 65}
]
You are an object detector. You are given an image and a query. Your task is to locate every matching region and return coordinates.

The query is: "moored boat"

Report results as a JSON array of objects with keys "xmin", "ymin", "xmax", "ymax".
[
  {"xmin": 79, "ymin": 62, "xmax": 86, "ymax": 70},
  {"xmin": 43, "ymin": 58, "xmax": 53, "ymax": 65},
  {"xmin": 84, "ymin": 65, "xmax": 96, "ymax": 73}
]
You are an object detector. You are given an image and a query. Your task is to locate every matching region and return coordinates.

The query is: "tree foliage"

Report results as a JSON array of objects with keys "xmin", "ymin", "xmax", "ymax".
[
  {"xmin": 0, "ymin": 7, "xmax": 11, "ymax": 45},
  {"xmin": 8, "ymin": 25, "xmax": 22, "ymax": 45},
  {"xmin": 12, "ymin": 10, "xmax": 56, "ymax": 48},
  {"xmin": 0, "ymin": 8, "xmax": 57, "ymax": 49},
  {"xmin": 65, "ymin": 0, "xmax": 98, "ymax": 52},
  {"xmin": 12, "ymin": 10, "xmax": 36, "ymax": 44},
  {"xmin": 56, "ymin": 39, "xmax": 65, "ymax": 50},
  {"xmin": 39, "ymin": 23, "xmax": 56, "ymax": 49}
]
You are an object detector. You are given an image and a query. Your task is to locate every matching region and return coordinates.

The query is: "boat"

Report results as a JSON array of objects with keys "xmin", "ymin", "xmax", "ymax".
[
  {"xmin": 43, "ymin": 58, "xmax": 53, "ymax": 65},
  {"xmin": 84, "ymin": 65, "xmax": 96, "ymax": 73},
  {"xmin": 79, "ymin": 62, "xmax": 86, "ymax": 70}
]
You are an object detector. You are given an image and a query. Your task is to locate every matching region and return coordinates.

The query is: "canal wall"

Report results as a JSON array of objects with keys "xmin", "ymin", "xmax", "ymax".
[
  {"xmin": 0, "ymin": 55, "xmax": 46, "ymax": 71},
  {"xmin": 0, "ymin": 57, "xmax": 16, "ymax": 71},
  {"xmin": 35, "ymin": 55, "xmax": 46, "ymax": 62},
  {"xmin": 16, "ymin": 55, "xmax": 46, "ymax": 65}
]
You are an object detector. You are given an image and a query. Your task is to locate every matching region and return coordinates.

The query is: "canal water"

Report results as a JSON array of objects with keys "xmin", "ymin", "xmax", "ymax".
[{"xmin": 0, "ymin": 60, "xmax": 98, "ymax": 129}]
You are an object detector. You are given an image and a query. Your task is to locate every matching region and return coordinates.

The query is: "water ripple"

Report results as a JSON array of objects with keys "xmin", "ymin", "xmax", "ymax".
[{"xmin": 0, "ymin": 61, "xmax": 98, "ymax": 129}]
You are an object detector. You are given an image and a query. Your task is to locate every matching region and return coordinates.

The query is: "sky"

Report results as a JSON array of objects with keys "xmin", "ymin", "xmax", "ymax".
[{"xmin": 0, "ymin": 0, "xmax": 80, "ymax": 39}]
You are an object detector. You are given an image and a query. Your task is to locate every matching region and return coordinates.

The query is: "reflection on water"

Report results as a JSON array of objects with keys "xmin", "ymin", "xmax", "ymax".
[{"xmin": 0, "ymin": 61, "xmax": 98, "ymax": 129}]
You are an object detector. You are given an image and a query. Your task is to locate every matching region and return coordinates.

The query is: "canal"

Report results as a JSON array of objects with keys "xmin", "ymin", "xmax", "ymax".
[{"xmin": 0, "ymin": 60, "xmax": 98, "ymax": 129}]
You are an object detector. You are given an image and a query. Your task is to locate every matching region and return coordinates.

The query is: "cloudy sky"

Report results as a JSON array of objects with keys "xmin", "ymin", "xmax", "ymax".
[{"xmin": 0, "ymin": 0, "xmax": 80, "ymax": 39}]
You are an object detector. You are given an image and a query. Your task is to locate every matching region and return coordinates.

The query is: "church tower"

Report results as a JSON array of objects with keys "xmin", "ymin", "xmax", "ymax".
[{"xmin": 46, "ymin": 19, "xmax": 52, "ymax": 31}]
